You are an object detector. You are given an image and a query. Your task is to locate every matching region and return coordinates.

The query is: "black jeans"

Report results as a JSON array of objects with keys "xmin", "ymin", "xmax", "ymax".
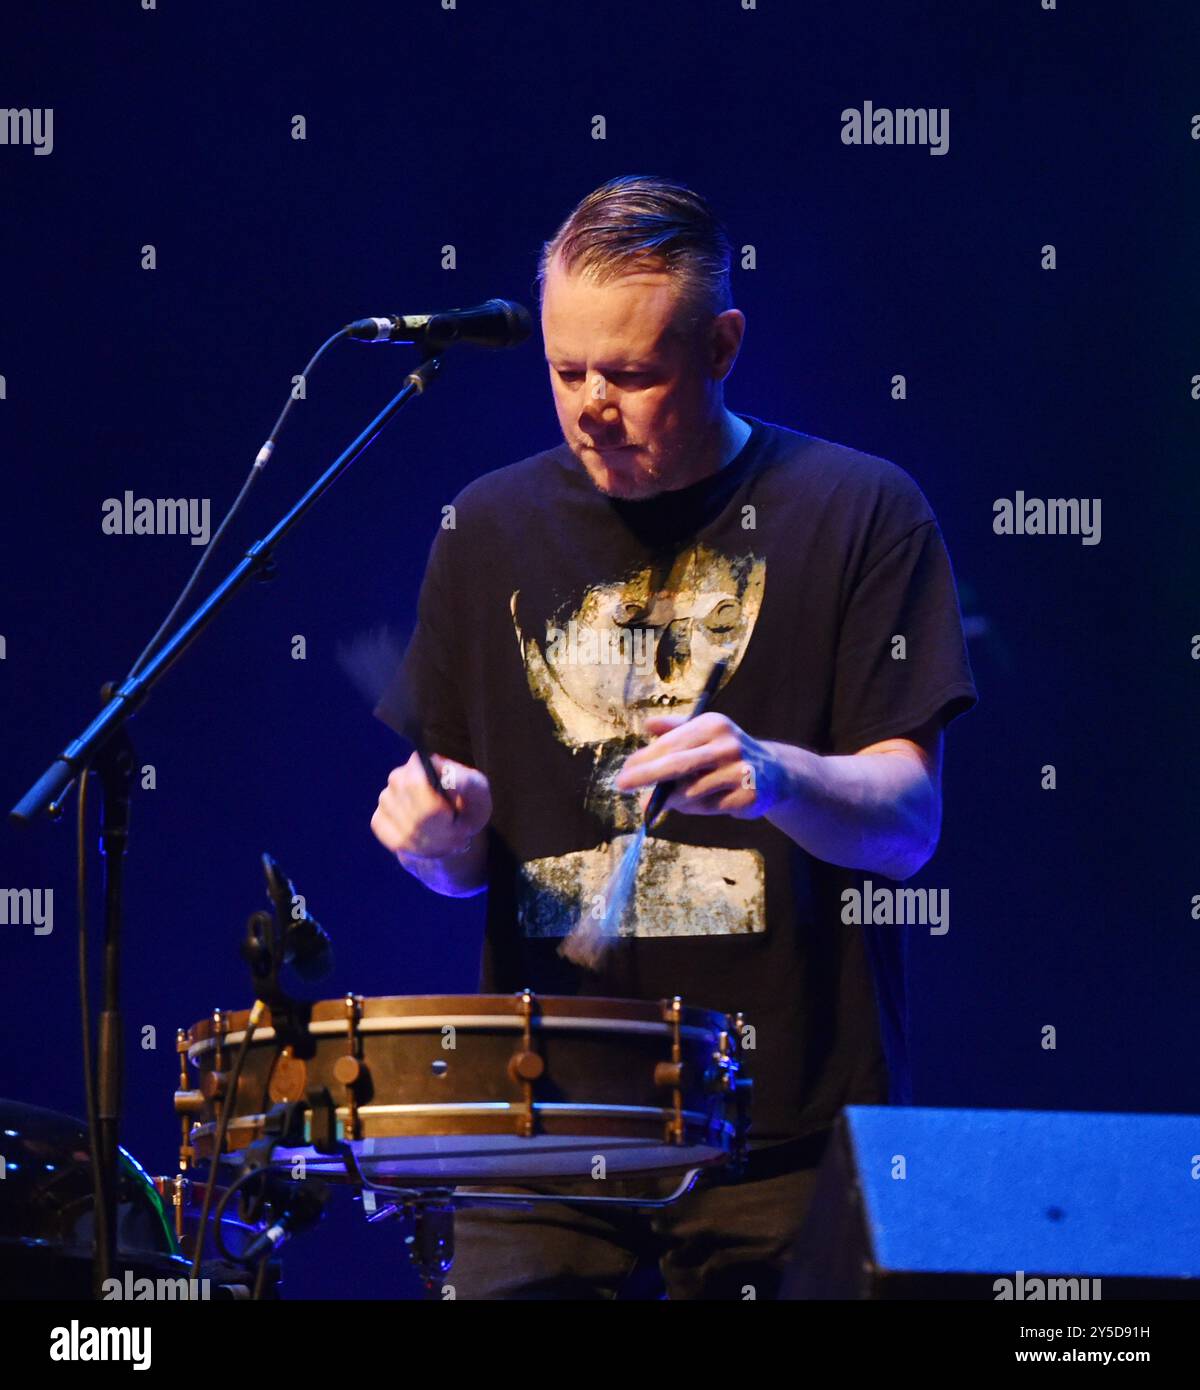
[{"xmin": 437, "ymin": 1133, "xmax": 828, "ymax": 1301}]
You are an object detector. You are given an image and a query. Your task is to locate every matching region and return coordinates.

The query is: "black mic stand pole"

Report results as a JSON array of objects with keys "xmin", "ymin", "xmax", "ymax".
[{"xmin": 9, "ymin": 353, "xmax": 442, "ymax": 1298}]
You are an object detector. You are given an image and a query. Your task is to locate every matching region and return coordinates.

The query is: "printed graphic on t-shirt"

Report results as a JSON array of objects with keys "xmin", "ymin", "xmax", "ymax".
[{"xmin": 511, "ymin": 540, "xmax": 768, "ymax": 940}]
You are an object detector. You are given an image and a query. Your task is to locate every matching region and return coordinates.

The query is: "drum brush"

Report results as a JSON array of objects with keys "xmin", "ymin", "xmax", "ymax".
[
  {"xmin": 560, "ymin": 657, "xmax": 728, "ymax": 970},
  {"xmin": 336, "ymin": 623, "xmax": 458, "ymax": 814}
]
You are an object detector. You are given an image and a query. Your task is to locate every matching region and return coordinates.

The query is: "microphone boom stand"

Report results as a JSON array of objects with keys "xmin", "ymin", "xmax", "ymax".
[{"xmin": 9, "ymin": 352, "xmax": 442, "ymax": 1297}]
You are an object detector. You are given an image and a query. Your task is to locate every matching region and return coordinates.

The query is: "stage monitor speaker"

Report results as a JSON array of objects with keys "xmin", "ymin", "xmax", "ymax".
[{"xmin": 783, "ymin": 1105, "xmax": 1200, "ymax": 1299}]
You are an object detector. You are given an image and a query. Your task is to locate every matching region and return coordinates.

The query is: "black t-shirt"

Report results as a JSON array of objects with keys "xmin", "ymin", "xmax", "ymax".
[{"xmin": 377, "ymin": 415, "xmax": 978, "ymax": 1140}]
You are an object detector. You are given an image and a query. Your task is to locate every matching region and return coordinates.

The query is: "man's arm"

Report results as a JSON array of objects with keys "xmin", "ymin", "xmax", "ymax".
[
  {"xmin": 762, "ymin": 717, "xmax": 943, "ymax": 881},
  {"xmin": 615, "ymin": 712, "xmax": 945, "ymax": 882}
]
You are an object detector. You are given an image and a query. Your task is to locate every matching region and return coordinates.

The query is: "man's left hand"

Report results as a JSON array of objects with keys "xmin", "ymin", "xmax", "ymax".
[{"xmin": 614, "ymin": 712, "xmax": 789, "ymax": 820}]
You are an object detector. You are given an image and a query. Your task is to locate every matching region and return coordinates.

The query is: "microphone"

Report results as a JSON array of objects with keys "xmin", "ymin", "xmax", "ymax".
[
  {"xmin": 260, "ymin": 853, "xmax": 334, "ymax": 982},
  {"xmin": 241, "ymin": 1182, "xmax": 328, "ymax": 1261},
  {"xmin": 286, "ymin": 912, "xmax": 333, "ymax": 982},
  {"xmin": 345, "ymin": 298, "xmax": 532, "ymax": 350}
]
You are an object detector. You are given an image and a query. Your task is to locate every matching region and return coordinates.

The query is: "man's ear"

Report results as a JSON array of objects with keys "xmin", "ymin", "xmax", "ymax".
[{"xmin": 710, "ymin": 308, "xmax": 746, "ymax": 379}]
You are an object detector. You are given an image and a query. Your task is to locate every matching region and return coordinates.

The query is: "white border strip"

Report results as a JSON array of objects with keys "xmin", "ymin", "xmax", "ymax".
[{"xmin": 188, "ymin": 1015, "xmax": 715, "ymax": 1059}]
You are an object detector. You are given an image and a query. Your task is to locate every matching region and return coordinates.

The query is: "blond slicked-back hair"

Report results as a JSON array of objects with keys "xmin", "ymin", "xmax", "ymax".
[{"xmin": 537, "ymin": 175, "xmax": 734, "ymax": 325}]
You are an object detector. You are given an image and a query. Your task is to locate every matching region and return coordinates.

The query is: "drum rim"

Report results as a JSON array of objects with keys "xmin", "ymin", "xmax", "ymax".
[
  {"xmin": 187, "ymin": 1014, "xmax": 722, "ymax": 1060},
  {"xmin": 186, "ymin": 993, "xmax": 733, "ymax": 1045}
]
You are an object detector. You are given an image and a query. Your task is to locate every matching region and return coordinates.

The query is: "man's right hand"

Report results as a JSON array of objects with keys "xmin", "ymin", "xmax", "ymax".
[{"xmin": 371, "ymin": 752, "xmax": 493, "ymax": 861}]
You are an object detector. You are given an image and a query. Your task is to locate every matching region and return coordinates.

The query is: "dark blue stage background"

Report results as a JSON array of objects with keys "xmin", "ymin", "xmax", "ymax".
[{"xmin": 1, "ymin": 2, "xmax": 1196, "ymax": 1298}]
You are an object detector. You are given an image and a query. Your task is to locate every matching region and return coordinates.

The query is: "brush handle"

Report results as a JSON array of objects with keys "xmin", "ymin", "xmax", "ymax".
[
  {"xmin": 416, "ymin": 745, "xmax": 459, "ymax": 818},
  {"xmin": 643, "ymin": 658, "xmax": 728, "ymax": 827}
]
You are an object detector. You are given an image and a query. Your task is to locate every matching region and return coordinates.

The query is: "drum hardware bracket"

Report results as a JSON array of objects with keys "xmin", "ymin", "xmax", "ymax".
[
  {"xmin": 305, "ymin": 1086, "xmax": 345, "ymax": 1155},
  {"xmin": 448, "ymin": 1165, "xmax": 708, "ymax": 1211},
  {"xmin": 334, "ymin": 1144, "xmax": 711, "ymax": 1216},
  {"xmin": 353, "ymin": 1188, "xmax": 457, "ymax": 1287},
  {"xmin": 227, "ymin": 1097, "xmax": 309, "ymax": 1164},
  {"xmin": 348, "ymin": 1169, "xmax": 712, "ymax": 1289},
  {"xmin": 708, "ymin": 1012, "xmax": 752, "ymax": 1178}
]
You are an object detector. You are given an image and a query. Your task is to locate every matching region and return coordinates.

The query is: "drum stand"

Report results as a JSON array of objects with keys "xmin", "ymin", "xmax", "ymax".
[{"xmin": 349, "ymin": 1142, "xmax": 713, "ymax": 1289}]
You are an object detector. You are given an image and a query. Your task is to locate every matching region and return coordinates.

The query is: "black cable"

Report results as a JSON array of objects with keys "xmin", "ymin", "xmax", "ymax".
[
  {"xmin": 126, "ymin": 328, "xmax": 347, "ymax": 680},
  {"xmin": 212, "ymin": 1164, "xmax": 269, "ymax": 1265},
  {"xmin": 188, "ymin": 999, "xmax": 263, "ymax": 1281}
]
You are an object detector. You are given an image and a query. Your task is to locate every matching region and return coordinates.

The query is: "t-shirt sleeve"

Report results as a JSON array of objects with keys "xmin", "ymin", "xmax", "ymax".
[
  {"xmin": 373, "ymin": 524, "xmax": 475, "ymax": 768},
  {"xmin": 829, "ymin": 517, "xmax": 978, "ymax": 755}
]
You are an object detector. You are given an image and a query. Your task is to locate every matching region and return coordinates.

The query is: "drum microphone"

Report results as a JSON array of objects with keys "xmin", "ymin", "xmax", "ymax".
[
  {"xmin": 344, "ymin": 298, "xmax": 533, "ymax": 350},
  {"xmin": 285, "ymin": 912, "xmax": 334, "ymax": 982},
  {"xmin": 242, "ymin": 1182, "xmax": 328, "ymax": 1262},
  {"xmin": 260, "ymin": 853, "xmax": 335, "ymax": 982}
]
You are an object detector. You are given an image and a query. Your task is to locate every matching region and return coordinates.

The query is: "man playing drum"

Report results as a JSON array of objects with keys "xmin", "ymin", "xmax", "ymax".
[{"xmin": 371, "ymin": 175, "xmax": 977, "ymax": 1299}]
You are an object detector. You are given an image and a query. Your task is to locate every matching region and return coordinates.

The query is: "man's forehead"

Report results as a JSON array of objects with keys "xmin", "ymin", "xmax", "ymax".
[{"xmin": 541, "ymin": 261, "xmax": 682, "ymax": 359}]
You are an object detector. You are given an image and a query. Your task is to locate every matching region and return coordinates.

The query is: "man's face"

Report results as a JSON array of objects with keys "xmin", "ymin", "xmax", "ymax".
[{"xmin": 541, "ymin": 254, "xmax": 719, "ymax": 500}]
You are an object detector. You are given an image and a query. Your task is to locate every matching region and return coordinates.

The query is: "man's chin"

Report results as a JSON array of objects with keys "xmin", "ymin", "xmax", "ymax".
[{"xmin": 576, "ymin": 448, "xmax": 660, "ymax": 500}]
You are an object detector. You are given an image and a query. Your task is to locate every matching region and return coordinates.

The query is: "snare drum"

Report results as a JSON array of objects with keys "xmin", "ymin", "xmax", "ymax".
[{"xmin": 181, "ymin": 993, "xmax": 744, "ymax": 1185}]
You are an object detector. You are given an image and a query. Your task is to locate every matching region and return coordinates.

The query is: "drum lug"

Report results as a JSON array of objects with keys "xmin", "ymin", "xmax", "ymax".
[
  {"xmin": 339, "ymin": 994, "xmax": 366, "ymax": 1141},
  {"xmin": 212, "ymin": 1007, "xmax": 227, "ymax": 1074},
  {"xmin": 653, "ymin": 1061, "xmax": 685, "ymax": 1088},
  {"xmin": 207, "ymin": 1008, "xmax": 230, "ymax": 1145},
  {"xmin": 507, "ymin": 1050, "xmax": 544, "ymax": 1085},
  {"xmin": 511, "ymin": 989, "xmax": 542, "ymax": 1138},
  {"xmin": 175, "ymin": 1027, "xmax": 200, "ymax": 1174},
  {"xmin": 721, "ymin": 1013, "xmax": 752, "ymax": 1174},
  {"xmin": 659, "ymin": 996, "xmax": 685, "ymax": 1144},
  {"xmin": 708, "ymin": 1017, "xmax": 740, "ymax": 1093},
  {"xmin": 200, "ymin": 1069, "xmax": 230, "ymax": 1103}
]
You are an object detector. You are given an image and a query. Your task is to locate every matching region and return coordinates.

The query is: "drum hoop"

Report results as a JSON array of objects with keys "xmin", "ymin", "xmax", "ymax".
[
  {"xmin": 187, "ymin": 996, "xmax": 730, "ymax": 1044},
  {"xmin": 194, "ymin": 1101, "xmax": 733, "ymax": 1134},
  {"xmin": 188, "ymin": 1015, "xmax": 718, "ymax": 1060}
]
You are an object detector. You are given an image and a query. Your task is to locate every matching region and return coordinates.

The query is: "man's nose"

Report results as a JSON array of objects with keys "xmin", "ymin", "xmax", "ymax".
[{"xmin": 579, "ymin": 372, "xmax": 621, "ymax": 426}]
